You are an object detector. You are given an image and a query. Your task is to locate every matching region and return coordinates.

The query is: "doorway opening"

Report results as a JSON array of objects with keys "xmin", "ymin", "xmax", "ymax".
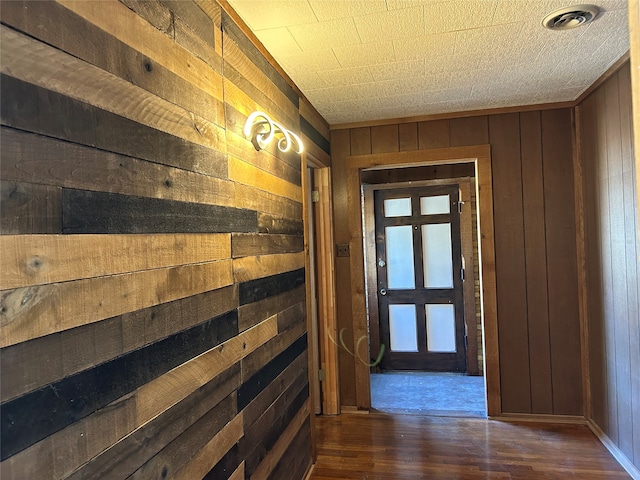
[
  {"xmin": 346, "ymin": 145, "xmax": 501, "ymax": 417},
  {"xmin": 362, "ymin": 163, "xmax": 486, "ymax": 417}
]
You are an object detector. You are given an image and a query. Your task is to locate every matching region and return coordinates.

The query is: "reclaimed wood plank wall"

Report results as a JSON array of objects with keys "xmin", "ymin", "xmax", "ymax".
[
  {"xmin": 331, "ymin": 110, "xmax": 582, "ymax": 416},
  {"xmin": 0, "ymin": 1, "xmax": 329, "ymax": 479},
  {"xmin": 579, "ymin": 62, "xmax": 640, "ymax": 473}
]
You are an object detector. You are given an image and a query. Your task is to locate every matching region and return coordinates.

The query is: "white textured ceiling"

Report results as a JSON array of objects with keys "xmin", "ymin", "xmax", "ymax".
[{"xmin": 226, "ymin": 0, "xmax": 630, "ymax": 125}]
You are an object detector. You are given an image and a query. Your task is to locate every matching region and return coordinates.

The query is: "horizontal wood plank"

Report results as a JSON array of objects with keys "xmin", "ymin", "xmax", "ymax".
[
  {"xmin": 300, "ymin": 97, "xmax": 330, "ymax": 141},
  {"xmin": 232, "ymin": 233, "xmax": 303, "ymax": 258},
  {"xmin": 237, "ymin": 266, "xmax": 306, "ymax": 303},
  {"xmin": 0, "ymin": 76, "xmax": 226, "ymax": 178},
  {"xmin": 58, "ymin": 0, "xmax": 224, "ymax": 102},
  {"xmin": 0, "ymin": 25, "xmax": 226, "ymax": 152},
  {"xmin": 236, "ymin": 184, "xmax": 302, "ymax": 220},
  {"xmin": 1, "ymin": 127, "xmax": 232, "ymax": 204},
  {"xmin": 0, "ymin": 181, "xmax": 61, "ymax": 235},
  {"xmin": 238, "ymin": 285, "xmax": 306, "ymax": 332},
  {"xmin": 62, "ymin": 189, "xmax": 256, "ymax": 234},
  {"xmin": 257, "ymin": 213, "xmax": 304, "ymax": 235},
  {"xmin": 0, "ymin": 260, "xmax": 233, "ymax": 347},
  {"xmin": 0, "ymin": 233, "xmax": 231, "ymax": 290},
  {"xmin": 228, "ymin": 156, "xmax": 302, "ymax": 203}
]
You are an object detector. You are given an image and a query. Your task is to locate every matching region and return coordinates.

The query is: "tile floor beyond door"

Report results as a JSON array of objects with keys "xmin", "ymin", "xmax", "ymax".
[{"xmin": 370, "ymin": 371, "xmax": 486, "ymax": 417}]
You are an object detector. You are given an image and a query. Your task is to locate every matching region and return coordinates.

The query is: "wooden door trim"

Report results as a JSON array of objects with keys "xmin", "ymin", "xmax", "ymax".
[{"xmin": 345, "ymin": 144, "xmax": 501, "ymax": 416}]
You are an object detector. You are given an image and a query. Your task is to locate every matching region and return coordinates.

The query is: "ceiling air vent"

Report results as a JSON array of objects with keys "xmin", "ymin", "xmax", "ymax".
[{"xmin": 542, "ymin": 4, "xmax": 599, "ymax": 30}]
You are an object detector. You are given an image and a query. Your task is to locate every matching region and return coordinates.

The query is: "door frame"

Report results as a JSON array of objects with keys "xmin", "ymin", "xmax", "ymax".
[
  {"xmin": 364, "ymin": 177, "xmax": 480, "ymax": 375},
  {"xmin": 345, "ymin": 145, "xmax": 502, "ymax": 416}
]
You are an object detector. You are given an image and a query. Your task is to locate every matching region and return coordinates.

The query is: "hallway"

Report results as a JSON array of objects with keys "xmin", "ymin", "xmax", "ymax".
[{"xmin": 309, "ymin": 413, "xmax": 630, "ymax": 479}]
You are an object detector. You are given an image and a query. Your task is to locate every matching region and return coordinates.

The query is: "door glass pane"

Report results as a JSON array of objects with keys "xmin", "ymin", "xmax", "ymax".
[
  {"xmin": 422, "ymin": 223, "xmax": 453, "ymax": 288},
  {"xmin": 420, "ymin": 195, "xmax": 450, "ymax": 215},
  {"xmin": 386, "ymin": 225, "xmax": 415, "ymax": 289},
  {"xmin": 426, "ymin": 304, "xmax": 456, "ymax": 352},
  {"xmin": 389, "ymin": 304, "xmax": 418, "ymax": 352},
  {"xmin": 384, "ymin": 197, "xmax": 412, "ymax": 217}
]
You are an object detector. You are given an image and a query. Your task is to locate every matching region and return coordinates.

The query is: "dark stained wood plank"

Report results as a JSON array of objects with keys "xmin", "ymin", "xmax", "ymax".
[
  {"xmin": 0, "ymin": 180, "xmax": 61, "ymax": 234},
  {"xmin": 398, "ymin": 122, "xmax": 418, "ymax": 151},
  {"xmin": 301, "ymin": 116, "xmax": 330, "ymax": 155},
  {"xmin": 1, "ymin": 310, "xmax": 239, "ymax": 461},
  {"xmin": 128, "ymin": 393, "xmax": 236, "ymax": 480},
  {"xmin": 203, "ymin": 444, "xmax": 240, "ymax": 480},
  {"xmin": 237, "ymin": 334, "xmax": 307, "ymax": 411},
  {"xmin": 239, "ymin": 268, "xmax": 305, "ymax": 306},
  {"xmin": 1, "ymin": 127, "xmax": 232, "ymax": 207},
  {"xmin": 418, "ymin": 119, "xmax": 450, "ymax": 149},
  {"xmin": 268, "ymin": 418, "xmax": 312, "ymax": 480},
  {"xmin": 0, "ymin": 75, "xmax": 226, "ymax": 178},
  {"xmin": 450, "ymin": 116, "xmax": 489, "ymax": 146},
  {"xmin": 232, "ymin": 233, "xmax": 303, "ymax": 258},
  {"xmin": 371, "ymin": 125, "xmax": 399, "ymax": 154},
  {"xmin": 1, "ymin": 285, "xmax": 237, "ymax": 403},
  {"xmin": 310, "ymin": 414, "xmax": 631, "ymax": 479},
  {"xmin": 1, "ymin": 1, "xmax": 225, "ymax": 126},
  {"xmin": 65, "ymin": 365, "xmax": 240, "ymax": 480},
  {"xmin": 161, "ymin": 0, "xmax": 214, "ymax": 47},
  {"xmin": 238, "ymin": 285, "xmax": 305, "ymax": 332},
  {"xmin": 489, "ymin": 113, "xmax": 531, "ymax": 413},
  {"xmin": 541, "ymin": 108, "xmax": 582, "ymax": 416},
  {"xmin": 519, "ymin": 110, "xmax": 553, "ymax": 414},
  {"xmin": 61, "ymin": 189, "xmax": 257, "ymax": 234}
]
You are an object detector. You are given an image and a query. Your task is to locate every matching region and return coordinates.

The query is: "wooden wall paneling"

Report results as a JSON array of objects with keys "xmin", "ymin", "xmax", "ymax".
[
  {"xmin": 595, "ymin": 85, "xmax": 619, "ymax": 440},
  {"xmin": 0, "ymin": 75, "xmax": 227, "ymax": 179},
  {"xmin": 314, "ymin": 167, "xmax": 340, "ymax": 414},
  {"xmin": 519, "ymin": 110, "xmax": 553, "ymax": 414},
  {"xmin": 266, "ymin": 418, "xmax": 312, "ymax": 480},
  {"xmin": 300, "ymin": 97, "xmax": 331, "ymax": 145},
  {"xmin": 580, "ymin": 95, "xmax": 607, "ymax": 428},
  {"xmin": 371, "ymin": 125, "xmax": 399, "ymax": 154},
  {"xmin": 302, "ymin": 132, "xmax": 332, "ymax": 168},
  {"xmin": 233, "ymin": 254, "xmax": 305, "ymax": 284},
  {"xmin": 238, "ymin": 285, "xmax": 305, "ymax": 333},
  {"xmin": 57, "ymin": 0, "xmax": 224, "ymax": 102},
  {"xmin": 0, "ymin": 26, "xmax": 226, "ymax": 152},
  {"xmin": 1, "ymin": 285, "xmax": 238, "ymax": 403},
  {"xmin": 541, "ymin": 109, "xmax": 582, "ymax": 416},
  {"xmin": 1, "ymin": 127, "xmax": 233, "ymax": 206},
  {"xmin": 604, "ymin": 74, "xmax": 634, "ymax": 454},
  {"xmin": 228, "ymin": 156, "xmax": 302, "ymax": 204},
  {"xmin": 350, "ymin": 127, "xmax": 372, "ymax": 156},
  {"xmin": 418, "ymin": 119, "xmax": 450, "ymax": 149},
  {"xmin": 398, "ymin": 122, "xmax": 418, "ymax": 151},
  {"xmin": 231, "ymin": 233, "xmax": 303, "ymax": 258},
  {"xmin": 1, "ymin": 233, "xmax": 231, "ymax": 290},
  {"xmin": 0, "ymin": 317, "xmax": 278, "ymax": 479},
  {"xmin": 172, "ymin": 413, "xmax": 244, "ymax": 480},
  {"xmin": 0, "ymin": 0, "xmax": 225, "ymax": 126},
  {"xmin": 330, "ymin": 128, "xmax": 357, "ymax": 406},
  {"xmin": 257, "ymin": 213, "xmax": 304, "ymax": 235},
  {"xmin": 61, "ymin": 189, "xmax": 256, "ymax": 234},
  {"xmin": 450, "ymin": 115, "xmax": 489, "ymax": 147},
  {"xmin": 237, "ymin": 185, "xmax": 302, "ymax": 220},
  {"xmin": 618, "ymin": 63, "xmax": 640, "ymax": 468},
  {"xmin": 489, "ymin": 113, "xmax": 532, "ymax": 413},
  {"xmin": 128, "ymin": 393, "xmax": 237, "ymax": 479},
  {"xmin": 300, "ymin": 116, "xmax": 331, "ymax": 157},
  {"xmin": 67, "ymin": 366, "xmax": 240, "ymax": 480},
  {"xmin": 0, "ymin": 260, "xmax": 233, "ymax": 348},
  {"xmin": 0, "ymin": 181, "xmax": 61, "ymax": 235}
]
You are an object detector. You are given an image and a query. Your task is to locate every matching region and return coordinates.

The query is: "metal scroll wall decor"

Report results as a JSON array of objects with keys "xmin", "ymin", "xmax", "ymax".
[{"xmin": 243, "ymin": 111, "xmax": 304, "ymax": 154}]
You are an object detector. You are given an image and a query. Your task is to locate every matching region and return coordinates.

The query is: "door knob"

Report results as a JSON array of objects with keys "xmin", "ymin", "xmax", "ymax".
[{"xmin": 380, "ymin": 288, "xmax": 387, "ymax": 296}]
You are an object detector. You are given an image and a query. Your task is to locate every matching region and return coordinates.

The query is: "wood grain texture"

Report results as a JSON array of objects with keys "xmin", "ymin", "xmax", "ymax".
[
  {"xmin": 1, "ymin": 76, "xmax": 227, "ymax": 179},
  {"xmin": 450, "ymin": 115, "xmax": 489, "ymax": 147},
  {"xmin": 232, "ymin": 233, "xmax": 303, "ymax": 258},
  {"xmin": 301, "ymin": 116, "xmax": 331, "ymax": 155},
  {"xmin": 1, "ymin": 233, "xmax": 231, "ymax": 290},
  {"xmin": 1, "ymin": 127, "xmax": 232, "ymax": 206},
  {"xmin": 310, "ymin": 413, "xmax": 631, "ymax": 480},
  {"xmin": 238, "ymin": 285, "xmax": 305, "ymax": 333},
  {"xmin": 418, "ymin": 119, "xmax": 450, "ymax": 149},
  {"xmin": 0, "ymin": 260, "xmax": 233, "ymax": 347},
  {"xmin": 233, "ymin": 253, "xmax": 305, "ymax": 284},
  {"xmin": 398, "ymin": 122, "xmax": 418, "ymax": 151},
  {"xmin": 1, "ymin": 1, "xmax": 225, "ymax": 126},
  {"xmin": 519, "ymin": 110, "xmax": 553, "ymax": 414},
  {"xmin": 489, "ymin": 113, "xmax": 531, "ymax": 413},
  {"xmin": 237, "ymin": 185, "xmax": 302, "ymax": 220},
  {"xmin": 0, "ymin": 181, "xmax": 61, "ymax": 235},
  {"xmin": 229, "ymin": 156, "xmax": 302, "ymax": 203},
  {"xmin": 300, "ymin": 96, "xmax": 330, "ymax": 142},
  {"xmin": 0, "ymin": 25, "xmax": 226, "ymax": 152}
]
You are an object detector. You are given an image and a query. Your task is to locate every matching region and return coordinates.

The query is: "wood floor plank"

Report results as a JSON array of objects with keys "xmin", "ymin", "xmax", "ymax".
[{"xmin": 310, "ymin": 414, "xmax": 631, "ymax": 480}]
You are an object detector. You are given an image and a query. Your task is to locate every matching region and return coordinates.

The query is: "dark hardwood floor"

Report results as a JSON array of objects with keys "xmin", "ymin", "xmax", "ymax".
[{"xmin": 309, "ymin": 413, "xmax": 630, "ymax": 479}]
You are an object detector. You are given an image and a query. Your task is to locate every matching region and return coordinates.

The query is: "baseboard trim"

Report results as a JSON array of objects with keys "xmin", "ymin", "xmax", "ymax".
[
  {"xmin": 340, "ymin": 406, "xmax": 370, "ymax": 414},
  {"xmin": 491, "ymin": 413, "xmax": 587, "ymax": 424},
  {"xmin": 587, "ymin": 419, "xmax": 640, "ymax": 480}
]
